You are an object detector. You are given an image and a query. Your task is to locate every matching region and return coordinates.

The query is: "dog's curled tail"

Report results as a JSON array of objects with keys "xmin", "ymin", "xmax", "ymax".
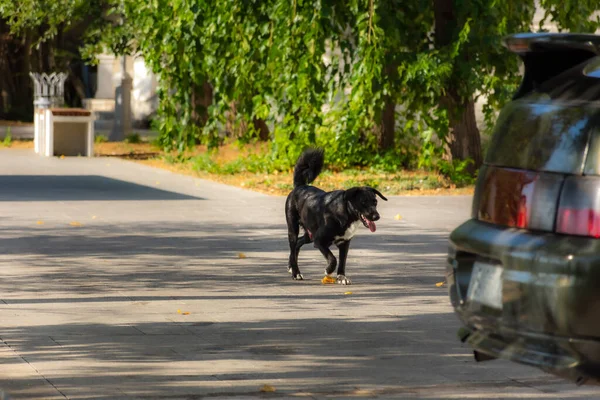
[{"xmin": 293, "ymin": 148, "xmax": 324, "ymax": 187}]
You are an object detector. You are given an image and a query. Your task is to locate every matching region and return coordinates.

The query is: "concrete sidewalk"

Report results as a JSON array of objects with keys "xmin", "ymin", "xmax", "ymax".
[{"xmin": 0, "ymin": 149, "xmax": 596, "ymax": 399}]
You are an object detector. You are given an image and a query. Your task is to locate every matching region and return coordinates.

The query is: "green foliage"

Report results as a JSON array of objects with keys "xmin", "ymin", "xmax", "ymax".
[
  {"xmin": 125, "ymin": 133, "xmax": 142, "ymax": 144},
  {"xmin": 6, "ymin": 0, "xmax": 598, "ymax": 175},
  {"xmin": 192, "ymin": 152, "xmax": 276, "ymax": 175},
  {"xmin": 438, "ymin": 158, "xmax": 477, "ymax": 187},
  {"xmin": 0, "ymin": 0, "xmax": 104, "ymax": 42},
  {"xmin": 191, "ymin": 153, "xmax": 220, "ymax": 174},
  {"xmin": 2, "ymin": 127, "xmax": 11, "ymax": 147},
  {"xmin": 108, "ymin": 0, "xmax": 595, "ymax": 174},
  {"xmin": 0, "ymin": 0, "xmax": 115, "ymax": 118},
  {"xmin": 539, "ymin": 0, "xmax": 600, "ymax": 32},
  {"xmin": 95, "ymin": 134, "xmax": 108, "ymax": 143}
]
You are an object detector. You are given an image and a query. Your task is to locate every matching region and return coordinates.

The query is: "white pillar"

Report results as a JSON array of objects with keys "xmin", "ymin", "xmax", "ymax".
[
  {"xmin": 110, "ymin": 55, "xmax": 133, "ymax": 141},
  {"xmin": 34, "ymin": 110, "xmax": 40, "ymax": 154},
  {"xmin": 95, "ymin": 54, "xmax": 116, "ymax": 99},
  {"xmin": 44, "ymin": 109, "xmax": 53, "ymax": 157},
  {"xmin": 86, "ymin": 118, "xmax": 94, "ymax": 157}
]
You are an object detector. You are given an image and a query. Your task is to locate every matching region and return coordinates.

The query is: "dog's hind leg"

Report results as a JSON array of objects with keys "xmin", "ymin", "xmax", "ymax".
[
  {"xmin": 288, "ymin": 231, "xmax": 313, "ymax": 277},
  {"xmin": 286, "ymin": 208, "xmax": 304, "ymax": 280},
  {"xmin": 295, "ymin": 231, "xmax": 313, "ymax": 253}
]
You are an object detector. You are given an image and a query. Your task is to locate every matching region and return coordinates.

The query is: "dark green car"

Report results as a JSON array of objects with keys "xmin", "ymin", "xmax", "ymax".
[{"xmin": 448, "ymin": 33, "xmax": 600, "ymax": 385}]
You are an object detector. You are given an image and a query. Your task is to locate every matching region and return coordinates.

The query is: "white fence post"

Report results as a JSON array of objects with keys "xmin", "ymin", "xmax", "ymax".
[
  {"xmin": 30, "ymin": 72, "xmax": 68, "ymax": 154},
  {"xmin": 30, "ymin": 72, "xmax": 68, "ymax": 109},
  {"xmin": 30, "ymin": 73, "xmax": 96, "ymax": 157}
]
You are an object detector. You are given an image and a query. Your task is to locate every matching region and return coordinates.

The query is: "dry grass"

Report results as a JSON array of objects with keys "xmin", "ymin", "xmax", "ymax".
[
  {"xmin": 0, "ymin": 120, "xmax": 33, "ymax": 127},
  {"xmin": 139, "ymin": 159, "xmax": 473, "ymax": 196},
  {"xmin": 94, "ymin": 142, "xmax": 161, "ymax": 159},
  {"xmin": 4, "ymin": 139, "xmax": 474, "ymax": 196},
  {"xmin": 0, "ymin": 140, "xmax": 35, "ymax": 149}
]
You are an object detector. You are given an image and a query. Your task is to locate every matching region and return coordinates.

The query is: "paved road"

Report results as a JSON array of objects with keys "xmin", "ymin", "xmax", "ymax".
[{"xmin": 0, "ymin": 149, "xmax": 596, "ymax": 399}]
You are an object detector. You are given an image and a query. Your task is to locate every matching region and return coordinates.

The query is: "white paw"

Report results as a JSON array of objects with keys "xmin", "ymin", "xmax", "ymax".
[
  {"xmin": 337, "ymin": 275, "xmax": 352, "ymax": 285},
  {"xmin": 324, "ymin": 270, "xmax": 335, "ymax": 277},
  {"xmin": 288, "ymin": 267, "xmax": 293, "ymax": 274},
  {"xmin": 293, "ymin": 274, "xmax": 304, "ymax": 281}
]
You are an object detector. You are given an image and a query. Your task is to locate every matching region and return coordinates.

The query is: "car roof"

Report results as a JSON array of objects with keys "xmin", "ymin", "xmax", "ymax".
[{"xmin": 504, "ymin": 33, "xmax": 600, "ymax": 56}]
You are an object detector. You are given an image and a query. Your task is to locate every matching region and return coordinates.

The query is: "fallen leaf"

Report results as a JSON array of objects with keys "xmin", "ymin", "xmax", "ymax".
[
  {"xmin": 69, "ymin": 221, "xmax": 82, "ymax": 227},
  {"xmin": 344, "ymin": 291, "xmax": 353, "ymax": 295},
  {"xmin": 238, "ymin": 253, "xmax": 247, "ymax": 259},
  {"xmin": 435, "ymin": 281, "xmax": 446, "ymax": 287},
  {"xmin": 322, "ymin": 276, "xmax": 336, "ymax": 284},
  {"xmin": 182, "ymin": 312, "xmax": 190, "ymax": 315},
  {"xmin": 394, "ymin": 214, "xmax": 402, "ymax": 220},
  {"xmin": 36, "ymin": 221, "xmax": 44, "ymax": 225},
  {"xmin": 177, "ymin": 309, "xmax": 181, "ymax": 314},
  {"xmin": 260, "ymin": 384, "xmax": 276, "ymax": 393},
  {"xmin": 59, "ymin": 155, "xmax": 65, "ymax": 159}
]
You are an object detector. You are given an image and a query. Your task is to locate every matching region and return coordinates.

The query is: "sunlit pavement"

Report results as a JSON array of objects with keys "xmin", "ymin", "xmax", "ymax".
[{"xmin": 0, "ymin": 149, "xmax": 596, "ymax": 399}]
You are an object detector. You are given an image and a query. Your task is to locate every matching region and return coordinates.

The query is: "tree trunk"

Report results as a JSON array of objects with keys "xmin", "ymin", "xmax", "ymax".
[
  {"xmin": 10, "ymin": 30, "xmax": 33, "ymax": 119},
  {"xmin": 434, "ymin": 0, "xmax": 482, "ymax": 172},
  {"xmin": 0, "ymin": 23, "xmax": 10, "ymax": 117},
  {"xmin": 37, "ymin": 39, "xmax": 44, "ymax": 72},
  {"xmin": 191, "ymin": 81, "xmax": 213, "ymax": 127},
  {"xmin": 434, "ymin": 0, "xmax": 455, "ymax": 45},
  {"xmin": 201, "ymin": 82, "xmax": 213, "ymax": 123},
  {"xmin": 442, "ymin": 92, "xmax": 482, "ymax": 172},
  {"xmin": 253, "ymin": 117, "xmax": 269, "ymax": 141},
  {"xmin": 68, "ymin": 65, "xmax": 87, "ymax": 104},
  {"xmin": 226, "ymin": 101, "xmax": 238, "ymax": 137},
  {"xmin": 378, "ymin": 97, "xmax": 395, "ymax": 151},
  {"xmin": 47, "ymin": 38, "xmax": 56, "ymax": 71}
]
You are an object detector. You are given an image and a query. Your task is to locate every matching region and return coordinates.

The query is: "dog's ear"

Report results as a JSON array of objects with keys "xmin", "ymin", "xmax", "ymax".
[
  {"xmin": 369, "ymin": 188, "xmax": 388, "ymax": 201},
  {"xmin": 344, "ymin": 187, "xmax": 360, "ymax": 201}
]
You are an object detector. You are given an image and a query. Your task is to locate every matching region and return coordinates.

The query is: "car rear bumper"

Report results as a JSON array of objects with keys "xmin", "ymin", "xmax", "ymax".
[
  {"xmin": 448, "ymin": 219, "xmax": 600, "ymax": 382},
  {"xmin": 457, "ymin": 325, "xmax": 600, "ymax": 384}
]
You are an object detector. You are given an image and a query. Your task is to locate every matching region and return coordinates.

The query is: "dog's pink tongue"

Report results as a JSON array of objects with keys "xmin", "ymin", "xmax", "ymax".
[{"xmin": 368, "ymin": 220, "xmax": 376, "ymax": 232}]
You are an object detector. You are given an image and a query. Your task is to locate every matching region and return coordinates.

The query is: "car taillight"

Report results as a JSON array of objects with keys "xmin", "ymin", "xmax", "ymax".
[
  {"xmin": 556, "ymin": 176, "xmax": 600, "ymax": 238},
  {"xmin": 474, "ymin": 166, "xmax": 563, "ymax": 232}
]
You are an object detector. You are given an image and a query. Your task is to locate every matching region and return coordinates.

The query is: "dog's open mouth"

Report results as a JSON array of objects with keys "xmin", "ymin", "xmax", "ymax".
[{"xmin": 360, "ymin": 215, "xmax": 376, "ymax": 232}]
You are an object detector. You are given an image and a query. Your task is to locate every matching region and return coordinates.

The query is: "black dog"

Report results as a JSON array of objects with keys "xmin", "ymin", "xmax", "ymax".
[{"xmin": 285, "ymin": 148, "xmax": 387, "ymax": 284}]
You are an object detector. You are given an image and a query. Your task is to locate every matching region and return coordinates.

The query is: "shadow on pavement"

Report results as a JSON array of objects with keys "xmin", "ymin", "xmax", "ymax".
[
  {"xmin": 0, "ymin": 222, "xmax": 450, "ymax": 296},
  {"xmin": 0, "ymin": 317, "xmax": 575, "ymax": 399},
  {"xmin": 1, "ymin": 221, "xmax": 586, "ymax": 399},
  {"xmin": 0, "ymin": 175, "xmax": 202, "ymax": 201}
]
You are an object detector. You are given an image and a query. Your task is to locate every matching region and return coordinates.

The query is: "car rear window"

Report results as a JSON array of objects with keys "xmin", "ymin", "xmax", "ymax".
[{"xmin": 485, "ymin": 98, "xmax": 600, "ymax": 174}]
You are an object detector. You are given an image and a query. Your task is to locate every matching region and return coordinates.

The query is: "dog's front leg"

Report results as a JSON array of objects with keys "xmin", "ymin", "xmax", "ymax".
[
  {"xmin": 336, "ymin": 240, "xmax": 351, "ymax": 285},
  {"xmin": 314, "ymin": 240, "xmax": 337, "ymax": 277}
]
